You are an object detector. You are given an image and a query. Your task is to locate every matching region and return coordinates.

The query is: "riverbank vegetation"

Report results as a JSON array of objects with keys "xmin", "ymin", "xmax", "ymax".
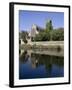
[
  {"xmin": 34, "ymin": 20, "xmax": 64, "ymax": 41},
  {"xmin": 19, "ymin": 20, "xmax": 64, "ymax": 51}
]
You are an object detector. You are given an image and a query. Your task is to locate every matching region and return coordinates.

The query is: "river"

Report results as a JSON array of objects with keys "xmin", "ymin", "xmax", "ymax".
[{"xmin": 19, "ymin": 49, "xmax": 64, "ymax": 79}]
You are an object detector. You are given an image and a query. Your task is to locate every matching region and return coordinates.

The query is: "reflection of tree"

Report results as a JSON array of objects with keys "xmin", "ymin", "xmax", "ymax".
[
  {"xmin": 31, "ymin": 53, "xmax": 64, "ymax": 70},
  {"xmin": 19, "ymin": 50, "xmax": 30, "ymax": 63},
  {"xmin": 31, "ymin": 54, "xmax": 39, "ymax": 68},
  {"xmin": 19, "ymin": 50, "xmax": 64, "ymax": 70}
]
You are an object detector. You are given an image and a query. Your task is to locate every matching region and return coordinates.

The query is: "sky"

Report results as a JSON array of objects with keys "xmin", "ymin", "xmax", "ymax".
[{"xmin": 19, "ymin": 10, "xmax": 64, "ymax": 32}]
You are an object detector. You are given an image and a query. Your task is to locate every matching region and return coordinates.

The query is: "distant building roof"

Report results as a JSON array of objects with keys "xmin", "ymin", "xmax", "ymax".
[{"xmin": 31, "ymin": 24, "xmax": 44, "ymax": 32}]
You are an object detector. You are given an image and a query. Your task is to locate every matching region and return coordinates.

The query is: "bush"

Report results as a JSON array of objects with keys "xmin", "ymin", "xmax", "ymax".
[
  {"xmin": 34, "ymin": 31, "xmax": 50, "ymax": 41},
  {"xmin": 33, "ymin": 29, "xmax": 64, "ymax": 41},
  {"xmin": 51, "ymin": 30, "xmax": 64, "ymax": 41}
]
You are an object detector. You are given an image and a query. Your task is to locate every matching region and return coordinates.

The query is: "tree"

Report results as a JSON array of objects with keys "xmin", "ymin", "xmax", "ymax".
[
  {"xmin": 46, "ymin": 20, "xmax": 53, "ymax": 31},
  {"xmin": 32, "ymin": 20, "xmax": 64, "ymax": 41},
  {"xmin": 34, "ymin": 30, "xmax": 50, "ymax": 41},
  {"xmin": 19, "ymin": 31, "xmax": 28, "ymax": 44},
  {"xmin": 46, "ymin": 20, "xmax": 53, "ymax": 40},
  {"xmin": 20, "ymin": 31, "xmax": 28, "ymax": 39},
  {"xmin": 51, "ymin": 29, "xmax": 64, "ymax": 41}
]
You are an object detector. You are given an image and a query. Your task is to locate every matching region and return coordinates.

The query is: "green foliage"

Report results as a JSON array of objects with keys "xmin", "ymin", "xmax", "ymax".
[
  {"xmin": 34, "ymin": 29, "xmax": 64, "ymax": 41},
  {"xmin": 20, "ymin": 31, "xmax": 28, "ymax": 39},
  {"xmin": 34, "ymin": 31, "xmax": 50, "ymax": 41},
  {"xmin": 20, "ymin": 20, "xmax": 64, "ymax": 42},
  {"xmin": 46, "ymin": 20, "xmax": 53, "ymax": 31},
  {"xmin": 51, "ymin": 30, "xmax": 64, "ymax": 41},
  {"xmin": 33, "ymin": 19, "xmax": 53, "ymax": 41},
  {"xmin": 19, "ymin": 31, "xmax": 28, "ymax": 44}
]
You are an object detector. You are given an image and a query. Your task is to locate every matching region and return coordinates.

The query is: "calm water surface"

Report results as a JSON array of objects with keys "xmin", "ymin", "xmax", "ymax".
[{"xmin": 19, "ymin": 50, "xmax": 64, "ymax": 79}]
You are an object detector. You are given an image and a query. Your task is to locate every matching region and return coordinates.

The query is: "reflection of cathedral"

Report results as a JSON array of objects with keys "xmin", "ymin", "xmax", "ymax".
[
  {"xmin": 31, "ymin": 54, "xmax": 39, "ymax": 68},
  {"xmin": 19, "ymin": 50, "xmax": 39, "ymax": 68},
  {"xmin": 20, "ymin": 50, "xmax": 64, "ymax": 70},
  {"xmin": 19, "ymin": 50, "xmax": 64, "ymax": 79}
]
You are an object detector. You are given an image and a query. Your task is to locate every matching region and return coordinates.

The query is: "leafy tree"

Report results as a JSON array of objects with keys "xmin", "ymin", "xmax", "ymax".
[
  {"xmin": 46, "ymin": 20, "xmax": 53, "ymax": 31},
  {"xmin": 46, "ymin": 20, "xmax": 53, "ymax": 40},
  {"xmin": 34, "ymin": 31, "xmax": 50, "ymax": 41},
  {"xmin": 51, "ymin": 29, "xmax": 64, "ymax": 41},
  {"xmin": 19, "ymin": 31, "xmax": 28, "ymax": 44},
  {"xmin": 34, "ymin": 28, "xmax": 64, "ymax": 41},
  {"xmin": 20, "ymin": 31, "xmax": 28, "ymax": 39}
]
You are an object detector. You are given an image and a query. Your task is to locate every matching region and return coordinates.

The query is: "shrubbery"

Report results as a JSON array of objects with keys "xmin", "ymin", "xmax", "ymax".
[
  {"xmin": 34, "ymin": 31, "xmax": 50, "ymax": 41},
  {"xmin": 20, "ymin": 20, "xmax": 64, "ymax": 42},
  {"xmin": 33, "ymin": 20, "xmax": 64, "ymax": 41},
  {"xmin": 19, "ymin": 31, "xmax": 28, "ymax": 44},
  {"xmin": 51, "ymin": 29, "xmax": 64, "ymax": 41},
  {"xmin": 34, "ymin": 29, "xmax": 64, "ymax": 41}
]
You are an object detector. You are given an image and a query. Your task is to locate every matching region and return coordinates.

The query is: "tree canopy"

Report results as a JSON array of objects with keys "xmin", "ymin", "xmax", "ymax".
[
  {"xmin": 46, "ymin": 20, "xmax": 53, "ymax": 31},
  {"xmin": 34, "ymin": 20, "xmax": 64, "ymax": 41}
]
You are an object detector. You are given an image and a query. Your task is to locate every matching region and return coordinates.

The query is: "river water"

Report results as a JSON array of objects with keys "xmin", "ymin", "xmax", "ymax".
[{"xmin": 19, "ymin": 50, "xmax": 64, "ymax": 79}]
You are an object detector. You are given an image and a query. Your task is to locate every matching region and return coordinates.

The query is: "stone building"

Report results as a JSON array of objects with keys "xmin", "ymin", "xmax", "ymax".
[
  {"xmin": 31, "ymin": 24, "xmax": 44, "ymax": 41},
  {"xmin": 19, "ymin": 24, "xmax": 44, "ymax": 44}
]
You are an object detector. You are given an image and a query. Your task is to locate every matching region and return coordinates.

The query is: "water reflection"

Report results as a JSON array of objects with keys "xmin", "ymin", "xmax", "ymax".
[
  {"xmin": 19, "ymin": 50, "xmax": 64, "ymax": 79},
  {"xmin": 19, "ymin": 50, "xmax": 30, "ymax": 63}
]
